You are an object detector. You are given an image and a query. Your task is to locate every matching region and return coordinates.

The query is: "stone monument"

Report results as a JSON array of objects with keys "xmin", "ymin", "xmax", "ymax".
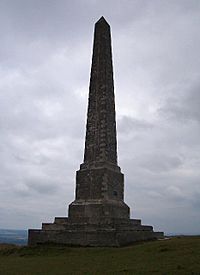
[{"xmin": 28, "ymin": 17, "xmax": 164, "ymax": 246}]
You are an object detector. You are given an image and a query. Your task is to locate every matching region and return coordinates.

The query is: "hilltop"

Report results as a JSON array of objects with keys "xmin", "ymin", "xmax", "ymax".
[{"xmin": 0, "ymin": 236, "xmax": 200, "ymax": 274}]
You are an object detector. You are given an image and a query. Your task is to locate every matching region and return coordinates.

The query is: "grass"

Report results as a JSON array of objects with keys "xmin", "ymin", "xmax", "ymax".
[{"xmin": 0, "ymin": 236, "xmax": 200, "ymax": 274}]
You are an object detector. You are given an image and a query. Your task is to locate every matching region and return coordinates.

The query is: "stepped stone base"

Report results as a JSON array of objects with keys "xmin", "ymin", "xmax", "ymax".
[{"xmin": 28, "ymin": 217, "xmax": 164, "ymax": 246}]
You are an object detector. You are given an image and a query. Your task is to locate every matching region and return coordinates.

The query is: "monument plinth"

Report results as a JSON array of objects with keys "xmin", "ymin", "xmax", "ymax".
[{"xmin": 28, "ymin": 17, "xmax": 164, "ymax": 246}]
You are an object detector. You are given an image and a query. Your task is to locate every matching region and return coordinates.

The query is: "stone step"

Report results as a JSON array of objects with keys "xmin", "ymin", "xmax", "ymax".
[
  {"xmin": 42, "ymin": 221, "xmax": 153, "ymax": 232},
  {"xmin": 115, "ymin": 224, "xmax": 153, "ymax": 231},
  {"xmin": 54, "ymin": 217, "xmax": 69, "ymax": 224},
  {"xmin": 130, "ymin": 219, "xmax": 141, "ymax": 225},
  {"xmin": 54, "ymin": 217, "xmax": 140, "ymax": 226},
  {"xmin": 29, "ymin": 228, "xmax": 164, "ymax": 246},
  {"xmin": 42, "ymin": 223, "xmax": 65, "ymax": 231}
]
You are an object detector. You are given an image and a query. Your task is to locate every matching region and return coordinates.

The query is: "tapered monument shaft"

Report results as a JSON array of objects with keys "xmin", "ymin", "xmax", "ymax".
[
  {"xmin": 69, "ymin": 17, "xmax": 128, "ymax": 218},
  {"xmin": 84, "ymin": 17, "xmax": 117, "ymax": 165}
]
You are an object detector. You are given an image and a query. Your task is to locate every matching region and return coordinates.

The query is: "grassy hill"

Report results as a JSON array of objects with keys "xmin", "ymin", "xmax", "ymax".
[{"xmin": 0, "ymin": 236, "xmax": 200, "ymax": 274}]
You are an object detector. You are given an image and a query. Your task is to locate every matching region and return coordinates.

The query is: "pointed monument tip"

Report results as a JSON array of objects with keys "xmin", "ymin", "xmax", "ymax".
[{"xmin": 96, "ymin": 16, "xmax": 110, "ymax": 26}]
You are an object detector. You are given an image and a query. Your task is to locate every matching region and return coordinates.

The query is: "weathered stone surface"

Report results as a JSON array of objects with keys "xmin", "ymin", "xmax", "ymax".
[
  {"xmin": 28, "ymin": 227, "xmax": 163, "ymax": 247},
  {"xmin": 70, "ymin": 17, "xmax": 130, "ymax": 223},
  {"xmin": 28, "ymin": 17, "xmax": 164, "ymax": 246},
  {"xmin": 84, "ymin": 17, "xmax": 117, "ymax": 165},
  {"xmin": 75, "ymin": 167, "xmax": 124, "ymax": 201}
]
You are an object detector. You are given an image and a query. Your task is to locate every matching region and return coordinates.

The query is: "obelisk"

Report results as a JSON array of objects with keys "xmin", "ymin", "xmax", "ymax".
[
  {"xmin": 84, "ymin": 16, "xmax": 117, "ymax": 165},
  {"xmin": 28, "ymin": 17, "xmax": 164, "ymax": 246},
  {"xmin": 68, "ymin": 17, "xmax": 130, "ymax": 222}
]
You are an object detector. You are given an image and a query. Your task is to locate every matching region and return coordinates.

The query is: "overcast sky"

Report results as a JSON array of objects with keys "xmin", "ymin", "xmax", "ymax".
[{"xmin": 0, "ymin": 0, "xmax": 200, "ymax": 235}]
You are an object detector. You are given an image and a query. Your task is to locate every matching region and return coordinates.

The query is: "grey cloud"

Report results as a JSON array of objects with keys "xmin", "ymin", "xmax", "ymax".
[
  {"xmin": 25, "ymin": 178, "xmax": 58, "ymax": 195},
  {"xmin": 139, "ymin": 154, "xmax": 183, "ymax": 173},
  {"xmin": 118, "ymin": 115, "xmax": 153, "ymax": 134},
  {"xmin": 192, "ymin": 192, "xmax": 200, "ymax": 209},
  {"xmin": 0, "ymin": 0, "xmax": 200, "ymax": 235},
  {"xmin": 159, "ymin": 82, "xmax": 200, "ymax": 123}
]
